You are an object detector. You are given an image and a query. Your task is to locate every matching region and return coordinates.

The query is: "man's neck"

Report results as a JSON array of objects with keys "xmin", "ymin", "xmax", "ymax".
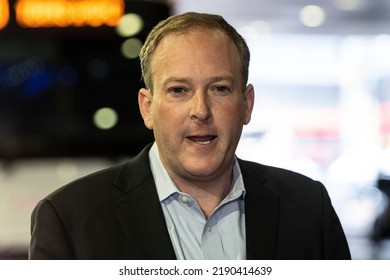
[{"xmin": 170, "ymin": 173, "xmax": 233, "ymax": 219}]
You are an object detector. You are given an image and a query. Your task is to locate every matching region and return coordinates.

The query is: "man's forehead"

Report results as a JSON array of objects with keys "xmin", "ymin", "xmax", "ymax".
[
  {"xmin": 149, "ymin": 28, "xmax": 243, "ymax": 88},
  {"xmin": 152, "ymin": 31, "xmax": 236, "ymax": 63},
  {"xmin": 158, "ymin": 28, "xmax": 229, "ymax": 48}
]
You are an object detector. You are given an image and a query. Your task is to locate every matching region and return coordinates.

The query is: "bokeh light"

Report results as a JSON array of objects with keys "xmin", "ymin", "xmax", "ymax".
[
  {"xmin": 121, "ymin": 38, "xmax": 143, "ymax": 59},
  {"xmin": 300, "ymin": 5, "xmax": 326, "ymax": 28},
  {"xmin": 93, "ymin": 107, "xmax": 118, "ymax": 130},
  {"xmin": 116, "ymin": 13, "xmax": 144, "ymax": 37},
  {"xmin": 333, "ymin": 0, "xmax": 364, "ymax": 11}
]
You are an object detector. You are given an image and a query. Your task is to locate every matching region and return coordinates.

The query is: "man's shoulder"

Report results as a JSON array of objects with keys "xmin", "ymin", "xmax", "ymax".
[
  {"xmin": 44, "ymin": 163, "xmax": 123, "ymax": 203},
  {"xmin": 238, "ymin": 158, "xmax": 324, "ymax": 195},
  {"xmin": 238, "ymin": 158, "xmax": 315, "ymax": 181},
  {"xmin": 45, "ymin": 145, "xmax": 153, "ymax": 202}
]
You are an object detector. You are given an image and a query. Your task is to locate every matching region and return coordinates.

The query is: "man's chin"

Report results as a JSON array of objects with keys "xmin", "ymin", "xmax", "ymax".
[{"xmin": 182, "ymin": 161, "xmax": 224, "ymax": 180}]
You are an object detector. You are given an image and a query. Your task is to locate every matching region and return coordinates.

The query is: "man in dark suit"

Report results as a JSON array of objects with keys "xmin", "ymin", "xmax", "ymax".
[{"xmin": 29, "ymin": 12, "xmax": 351, "ymax": 260}]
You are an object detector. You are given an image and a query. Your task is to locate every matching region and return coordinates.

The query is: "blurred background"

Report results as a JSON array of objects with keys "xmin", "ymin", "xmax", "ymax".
[{"xmin": 1, "ymin": 0, "xmax": 390, "ymax": 259}]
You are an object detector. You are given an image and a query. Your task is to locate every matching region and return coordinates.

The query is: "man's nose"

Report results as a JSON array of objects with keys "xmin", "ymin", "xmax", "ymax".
[{"xmin": 190, "ymin": 91, "xmax": 212, "ymax": 121}]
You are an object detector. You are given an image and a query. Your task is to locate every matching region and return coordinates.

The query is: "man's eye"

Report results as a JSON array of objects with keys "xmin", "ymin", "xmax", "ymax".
[
  {"xmin": 215, "ymin": 86, "xmax": 227, "ymax": 91},
  {"xmin": 213, "ymin": 86, "xmax": 230, "ymax": 94},
  {"xmin": 169, "ymin": 87, "xmax": 185, "ymax": 94}
]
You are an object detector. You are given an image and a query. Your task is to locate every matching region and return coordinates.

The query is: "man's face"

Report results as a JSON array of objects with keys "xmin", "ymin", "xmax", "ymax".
[{"xmin": 139, "ymin": 29, "xmax": 254, "ymax": 184}]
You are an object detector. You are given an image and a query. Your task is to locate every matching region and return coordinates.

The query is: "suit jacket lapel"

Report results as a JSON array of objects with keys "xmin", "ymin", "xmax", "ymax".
[
  {"xmin": 240, "ymin": 159, "xmax": 280, "ymax": 260},
  {"xmin": 111, "ymin": 145, "xmax": 176, "ymax": 259}
]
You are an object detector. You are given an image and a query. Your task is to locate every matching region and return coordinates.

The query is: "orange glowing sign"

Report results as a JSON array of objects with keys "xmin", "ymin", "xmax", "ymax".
[
  {"xmin": 15, "ymin": 0, "xmax": 125, "ymax": 28},
  {"xmin": 0, "ymin": 0, "xmax": 10, "ymax": 30}
]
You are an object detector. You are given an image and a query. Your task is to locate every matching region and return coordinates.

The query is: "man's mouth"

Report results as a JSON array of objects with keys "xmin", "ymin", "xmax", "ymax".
[{"xmin": 187, "ymin": 136, "xmax": 217, "ymax": 145}]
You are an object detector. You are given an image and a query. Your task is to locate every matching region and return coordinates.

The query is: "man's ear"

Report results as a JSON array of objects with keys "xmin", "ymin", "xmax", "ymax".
[
  {"xmin": 138, "ymin": 88, "xmax": 154, "ymax": 130},
  {"xmin": 243, "ymin": 84, "xmax": 255, "ymax": 125}
]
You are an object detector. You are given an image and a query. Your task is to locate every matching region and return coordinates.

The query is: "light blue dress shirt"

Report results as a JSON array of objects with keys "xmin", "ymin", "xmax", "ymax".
[{"xmin": 148, "ymin": 143, "xmax": 246, "ymax": 260}]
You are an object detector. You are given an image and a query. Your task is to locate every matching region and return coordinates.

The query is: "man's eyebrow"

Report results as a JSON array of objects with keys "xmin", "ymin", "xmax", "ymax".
[
  {"xmin": 163, "ymin": 76, "xmax": 234, "ymax": 85},
  {"xmin": 207, "ymin": 76, "xmax": 234, "ymax": 83},
  {"xmin": 163, "ymin": 77, "xmax": 192, "ymax": 85}
]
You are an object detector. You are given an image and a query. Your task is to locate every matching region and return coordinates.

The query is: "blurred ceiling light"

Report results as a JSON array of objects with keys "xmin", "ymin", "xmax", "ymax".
[
  {"xmin": 93, "ymin": 107, "xmax": 118, "ymax": 130},
  {"xmin": 300, "ymin": 5, "xmax": 326, "ymax": 28},
  {"xmin": 116, "ymin": 13, "xmax": 144, "ymax": 37},
  {"xmin": 15, "ymin": 0, "xmax": 124, "ymax": 28},
  {"xmin": 0, "ymin": 0, "xmax": 9, "ymax": 30},
  {"xmin": 332, "ymin": 0, "xmax": 364, "ymax": 11},
  {"xmin": 121, "ymin": 38, "xmax": 143, "ymax": 59}
]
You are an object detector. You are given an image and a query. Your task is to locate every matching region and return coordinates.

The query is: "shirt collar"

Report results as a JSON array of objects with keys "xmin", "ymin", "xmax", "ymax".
[{"xmin": 148, "ymin": 142, "xmax": 246, "ymax": 203}]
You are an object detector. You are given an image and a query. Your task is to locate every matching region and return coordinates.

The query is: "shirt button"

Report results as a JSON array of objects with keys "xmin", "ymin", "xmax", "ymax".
[
  {"xmin": 206, "ymin": 226, "xmax": 212, "ymax": 232},
  {"xmin": 180, "ymin": 196, "xmax": 189, "ymax": 203}
]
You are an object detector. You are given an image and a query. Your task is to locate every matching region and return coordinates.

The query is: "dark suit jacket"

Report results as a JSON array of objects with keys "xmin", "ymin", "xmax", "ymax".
[{"xmin": 29, "ymin": 144, "xmax": 351, "ymax": 259}]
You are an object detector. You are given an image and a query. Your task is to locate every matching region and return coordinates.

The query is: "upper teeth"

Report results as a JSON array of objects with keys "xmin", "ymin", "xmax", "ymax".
[{"xmin": 197, "ymin": 140, "xmax": 211, "ymax": 145}]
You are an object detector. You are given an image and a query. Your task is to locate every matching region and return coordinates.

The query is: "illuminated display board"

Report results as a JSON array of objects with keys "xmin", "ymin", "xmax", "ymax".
[
  {"xmin": 0, "ymin": 0, "xmax": 9, "ymax": 30},
  {"xmin": 15, "ymin": 0, "xmax": 125, "ymax": 27},
  {"xmin": 2, "ymin": 0, "xmax": 125, "ymax": 29}
]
